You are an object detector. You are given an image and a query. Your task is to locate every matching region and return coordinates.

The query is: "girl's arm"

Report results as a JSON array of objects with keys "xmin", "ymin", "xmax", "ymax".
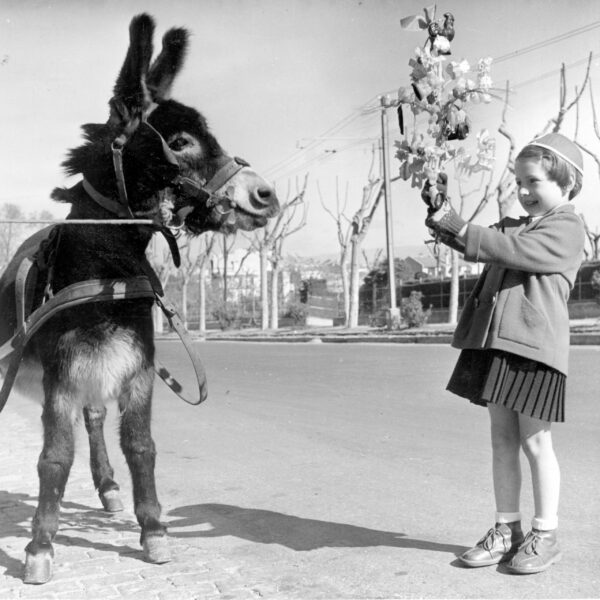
[{"xmin": 463, "ymin": 212, "xmax": 584, "ymax": 273}]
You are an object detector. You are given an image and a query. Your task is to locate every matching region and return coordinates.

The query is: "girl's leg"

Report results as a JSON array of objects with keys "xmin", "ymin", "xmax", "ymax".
[
  {"xmin": 517, "ymin": 414, "xmax": 559, "ymax": 529},
  {"xmin": 506, "ymin": 414, "xmax": 562, "ymax": 574},
  {"xmin": 459, "ymin": 404, "xmax": 523, "ymax": 567},
  {"xmin": 488, "ymin": 404, "xmax": 522, "ymax": 515}
]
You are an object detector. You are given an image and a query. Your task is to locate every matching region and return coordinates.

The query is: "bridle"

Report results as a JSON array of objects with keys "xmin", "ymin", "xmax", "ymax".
[
  {"xmin": 174, "ymin": 156, "xmax": 251, "ymax": 225},
  {"xmin": 82, "ymin": 119, "xmax": 250, "ymax": 227}
]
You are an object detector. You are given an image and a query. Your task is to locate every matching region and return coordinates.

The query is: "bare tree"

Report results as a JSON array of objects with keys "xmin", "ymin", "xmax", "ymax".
[
  {"xmin": 195, "ymin": 233, "xmax": 218, "ymax": 333},
  {"xmin": 318, "ymin": 146, "xmax": 383, "ymax": 328},
  {"xmin": 176, "ymin": 231, "xmax": 218, "ymax": 330},
  {"xmin": 267, "ymin": 177, "xmax": 308, "ymax": 329},
  {"xmin": 580, "ymin": 214, "xmax": 600, "ymax": 261},
  {"xmin": 248, "ymin": 175, "xmax": 308, "ymax": 330},
  {"xmin": 345, "ymin": 146, "xmax": 384, "ymax": 328},
  {"xmin": 0, "ymin": 203, "xmax": 30, "ymax": 270},
  {"xmin": 318, "ymin": 177, "xmax": 352, "ymax": 322}
]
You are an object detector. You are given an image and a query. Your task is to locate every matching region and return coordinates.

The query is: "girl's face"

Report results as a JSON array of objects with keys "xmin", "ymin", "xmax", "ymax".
[{"xmin": 515, "ymin": 158, "xmax": 571, "ymax": 217}]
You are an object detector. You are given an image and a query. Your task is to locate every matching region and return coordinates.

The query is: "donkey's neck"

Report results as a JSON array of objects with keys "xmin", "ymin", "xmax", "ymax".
[{"xmin": 51, "ymin": 182, "xmax": 156, "ymax": 290}]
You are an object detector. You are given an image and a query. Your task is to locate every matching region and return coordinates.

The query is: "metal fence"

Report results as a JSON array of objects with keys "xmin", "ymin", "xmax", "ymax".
[{"xmin": 360, "ymin": 260, "xmax": 600, "ymax": 316}]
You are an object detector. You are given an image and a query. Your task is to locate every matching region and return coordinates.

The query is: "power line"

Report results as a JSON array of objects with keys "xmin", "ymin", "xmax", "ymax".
[
  {"xmin": 512, "ymin": 53, "xmax": 599, "ymax": 89},
  {"xmin": 494, "ymin": 21, "xmax": 600, "ymax": 64}
]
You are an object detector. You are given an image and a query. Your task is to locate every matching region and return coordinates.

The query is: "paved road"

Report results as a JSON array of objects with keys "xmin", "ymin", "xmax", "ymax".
[{"xmin": 0, "ymin": 342, "xmax": 599, "ymax": 599}]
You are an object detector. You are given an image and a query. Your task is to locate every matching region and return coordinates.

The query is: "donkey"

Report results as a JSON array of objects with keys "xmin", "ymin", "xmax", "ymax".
[{"xmin": 0, "ymin": 14, "xmax": 278, "ymax": 584}]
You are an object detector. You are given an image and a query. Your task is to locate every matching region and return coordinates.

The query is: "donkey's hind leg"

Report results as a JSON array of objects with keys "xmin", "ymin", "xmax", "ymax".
[
  {"xmin": 84, "ymin": 405, "xmax": 124, "ymax": 512},
  {"xmin": 119, "ymin": 367, "xmax": 170, "ymax": 564},
  {"xmin": 24, "ymin": 396, "xmax": 75, "ymax": 584}
]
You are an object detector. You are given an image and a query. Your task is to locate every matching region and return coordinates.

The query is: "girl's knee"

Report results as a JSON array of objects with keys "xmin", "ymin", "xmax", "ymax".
[
  {"xmin": 519, "ymin": 414, "xmax": 553, "ymax": 460},
  {"xmin": 520, "ymin": 429, "xmax": 554, "ymax": 461}
]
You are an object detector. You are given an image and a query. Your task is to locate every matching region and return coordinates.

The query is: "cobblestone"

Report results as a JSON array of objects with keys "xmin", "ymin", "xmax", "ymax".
[{"xmin": 0, "ymin": 406, "xmax": 260, "ymax": 600}]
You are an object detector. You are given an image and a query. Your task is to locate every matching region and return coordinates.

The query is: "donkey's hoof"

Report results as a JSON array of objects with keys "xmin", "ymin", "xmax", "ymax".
[
  {"xmin": 24, "ymin": 551, "xmax": 53, "ymax": 584},
  {"xmin": 100, "ymin": 489, "xmax": 124, "ymax": 512},
  {"xmin": 142, "ymin": 535, "xmax": 171, "ymax": 564}
]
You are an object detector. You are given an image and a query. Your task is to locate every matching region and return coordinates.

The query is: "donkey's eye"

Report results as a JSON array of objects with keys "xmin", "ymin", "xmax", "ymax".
[{"xmin": 169, "ymin": 137, "xmax": 189, "ymax": 151}]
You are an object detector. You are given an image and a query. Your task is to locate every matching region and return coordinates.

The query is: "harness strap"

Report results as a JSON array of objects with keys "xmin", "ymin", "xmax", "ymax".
[
  {"xmin": 203, "ymin": 158, "xmax": 246, "ymax": 194},
  {"xmin": 0, "ymin": 275, "xmax": 208, "ymax": 412},
  {"xmin": 83, "ymin": 179, "xmax": 134, "ymax": 219},
  {"xmin": 111, "ymin": 137, "xmax": 135, "ymax": 217},
  {"xmin": 154, "ymin": 296, "xmax": 208, "ymax": 405},
  {"xmin": 15, "ymin": 256, "xmax": 36, "ymax": 333}
]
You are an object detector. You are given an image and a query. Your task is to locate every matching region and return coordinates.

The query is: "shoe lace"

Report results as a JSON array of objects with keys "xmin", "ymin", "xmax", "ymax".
[
  {"xmin": 478, "ymin": 527, "xmax": 508, "ymax": 552},
  {"xmin": 520, "ymin": 530, "xmax": 542, "ymax": 555}
]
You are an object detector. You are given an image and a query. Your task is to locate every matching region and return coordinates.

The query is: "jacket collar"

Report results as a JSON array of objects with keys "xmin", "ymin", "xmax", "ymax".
[{"xmin": 521, "ymin": 202, "xmax": 575, "ymax": 231}]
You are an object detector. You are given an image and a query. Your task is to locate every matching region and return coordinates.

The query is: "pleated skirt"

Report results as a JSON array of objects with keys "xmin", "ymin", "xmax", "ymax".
[{"xmin": 446, "ymin": 348, "xmax": 566, "ymax": 423}]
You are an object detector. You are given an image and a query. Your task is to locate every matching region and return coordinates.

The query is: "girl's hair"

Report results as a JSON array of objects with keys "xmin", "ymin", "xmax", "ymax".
[{"xmin": 516, "ymin": 145, "xmax": 583, "ymax": 200}]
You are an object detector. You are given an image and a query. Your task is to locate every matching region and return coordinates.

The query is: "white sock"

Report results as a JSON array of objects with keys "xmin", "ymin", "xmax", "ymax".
[
  {"xmin": 532, "ymin": 515, "xmax": 558, "ymax": 531},
  {"xmin": 495, "ymin": 511, "xmax": 522, "ymax": 524}
]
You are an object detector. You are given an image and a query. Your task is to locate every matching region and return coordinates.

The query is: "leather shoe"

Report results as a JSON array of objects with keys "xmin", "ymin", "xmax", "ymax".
[
  {"xmin": 506, "ymin": 529, "xmax": 562, "ymax": 574},
  {"xmin": 459, "ymin": 522, "xmax": 524, "ymax": 567}
]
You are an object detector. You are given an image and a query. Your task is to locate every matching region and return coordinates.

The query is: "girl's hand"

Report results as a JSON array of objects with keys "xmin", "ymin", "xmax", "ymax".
[{"xmin": 425, "ymin": 202, "xmax": 467, "ymax": 239}]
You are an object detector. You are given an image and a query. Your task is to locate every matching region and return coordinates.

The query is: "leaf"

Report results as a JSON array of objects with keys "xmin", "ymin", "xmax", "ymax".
[
  {"xmin": 423, "ymin": 5, "xmax": 437, "ymax": 24},
  {"xmin": 400, "ymin": 14, "xmax": 428, "ymax": 30}
]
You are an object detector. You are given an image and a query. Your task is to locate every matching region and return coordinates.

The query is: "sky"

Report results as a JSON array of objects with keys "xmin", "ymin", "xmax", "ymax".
[{"xmin": 2, "ymin": 0, "xmax": 600, "ymax": 258}]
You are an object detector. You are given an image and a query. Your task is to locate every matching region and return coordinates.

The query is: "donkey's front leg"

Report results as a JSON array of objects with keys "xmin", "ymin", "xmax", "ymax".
[
  {"xmin": 119, "ymin": 368, "xmax": 170, "ymax": 564},
  {"xmin": 84, "ymin": 405, "xmax": 124, "ymax": 512},
  {"xmin": 24, "ymin": 396, "xmax": 75, "ymax": 584}
]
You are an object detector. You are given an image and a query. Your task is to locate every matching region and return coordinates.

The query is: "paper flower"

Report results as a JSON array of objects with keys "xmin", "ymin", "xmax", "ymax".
[
  {"xmin": 477, "ymin": 57, "xmax": 493, "ymax": 91},
  {"xmin": 446, "ymin": 59, "xmax": 470, "ymax": 79}
]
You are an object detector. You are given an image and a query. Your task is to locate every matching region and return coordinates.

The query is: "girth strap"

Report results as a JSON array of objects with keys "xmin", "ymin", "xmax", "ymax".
[{"xmin": 0, "ymin": 275, "xmax": 208, "ymax": 413}]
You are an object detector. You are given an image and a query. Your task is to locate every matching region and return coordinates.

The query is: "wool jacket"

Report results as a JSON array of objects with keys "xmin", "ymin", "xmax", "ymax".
[{"xmin": 451, "ymin": 204, "xmax": 585, "ymax": 375}]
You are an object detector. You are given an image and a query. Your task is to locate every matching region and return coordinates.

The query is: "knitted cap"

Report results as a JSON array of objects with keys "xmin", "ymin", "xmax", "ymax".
[{"xmin": 527, "ymin": 133, "xmax": 584, "ymax": 175}]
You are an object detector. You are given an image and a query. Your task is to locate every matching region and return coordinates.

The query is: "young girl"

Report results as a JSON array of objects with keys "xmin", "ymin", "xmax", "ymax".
[{"xmin": 425, "ymin": 133, "xmax": 585, "ymax": 574}]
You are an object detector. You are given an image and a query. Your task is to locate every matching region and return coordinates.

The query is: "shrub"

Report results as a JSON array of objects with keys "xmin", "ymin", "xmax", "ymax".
[
  {"xmin": 211, "ymin": 301, "xmax": 242, "ymax": 330},
  {"xmin": 592, "ymin": 270, "xmax": 600, "ymax": 304},
  {"xmin": 400, "ymin": 291, "xmax": 432, "ymax": 328},
  {"xmin": 283, "ymin": 300, "xmax": 307, "ymax": 325}
]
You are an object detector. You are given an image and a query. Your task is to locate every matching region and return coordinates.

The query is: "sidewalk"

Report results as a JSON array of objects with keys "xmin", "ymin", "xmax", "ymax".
[{"xmin": 191, "ymin": 318, "xmax": 600, "ymax": 345}]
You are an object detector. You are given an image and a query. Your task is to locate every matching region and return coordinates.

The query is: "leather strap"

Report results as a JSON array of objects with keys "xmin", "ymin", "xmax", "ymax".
[
  {"xmin": 0, "ymin": 275, "xmax": 208, "ymax": 412},
  {"xmin": 203, "ymin": 158, "xmax": 245, "ymax": 194},
  {"xmin": 154, "ymin": 296, "xmax": 208, "ymax": 405},
  {"xmin": 15, "ymin": 256, "xmax": 36, "ymax": 333},
  {"xmin": 83, "ymin": 179, "xmax": 133, "ymax": 219}
]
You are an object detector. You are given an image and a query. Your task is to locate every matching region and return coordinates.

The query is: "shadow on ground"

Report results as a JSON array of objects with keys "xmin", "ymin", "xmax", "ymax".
[
  {"xmin": 0, "ymin": 490, "xmax": 140, "ymax": 580},
  {"xmin": 167, "ymin": 503, "xmax": 467, "ymax": 555}
]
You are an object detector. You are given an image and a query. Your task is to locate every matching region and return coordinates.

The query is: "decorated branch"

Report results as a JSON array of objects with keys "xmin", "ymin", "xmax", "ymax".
[{"xmin": 395, "ymin": 5, "xmax": 498, "ymax": 212}]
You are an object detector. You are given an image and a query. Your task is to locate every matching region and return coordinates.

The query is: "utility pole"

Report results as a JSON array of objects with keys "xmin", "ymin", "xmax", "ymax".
[{"xmin": 379, "ymin": 95, "xmax": 399, "ymax": 325}]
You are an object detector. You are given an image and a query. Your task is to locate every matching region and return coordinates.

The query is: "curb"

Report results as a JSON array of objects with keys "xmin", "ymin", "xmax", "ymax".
[{"xmin": 170, "ymin": 333, "xmax": 600, "ymax": 345}]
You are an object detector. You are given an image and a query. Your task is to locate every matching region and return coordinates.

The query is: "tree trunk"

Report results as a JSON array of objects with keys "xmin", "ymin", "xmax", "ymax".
[
  {"xmin": 198, "ymin": 265, "xmax": 207, "ymax": 333},
  {"xmin": 448, "ymin": 249, "xmax": 459, "ymax": 325},
  {"xmin": 348, "ymin": 239, "xmax": 361, "ymax": 328},
  {"xmin": 270, "ymin": 266, "xmax": 279, "ymax": 329},
  {"xmin": 340, "ymin": 255, "xmax": 350, "ymax": 326},
  {"xmin": 260, "ymin": 247, "xmax": 269, "ymax": 330}
]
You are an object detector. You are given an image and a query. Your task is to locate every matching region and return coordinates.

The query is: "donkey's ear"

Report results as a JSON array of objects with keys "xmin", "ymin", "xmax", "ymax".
[
  {"xmin": 147, "ymin": 27, "xmax": 189, "ymax": 101},
  {"xmin": 109, "ymin": 13, "xmax": 155, "ymax": 126}
]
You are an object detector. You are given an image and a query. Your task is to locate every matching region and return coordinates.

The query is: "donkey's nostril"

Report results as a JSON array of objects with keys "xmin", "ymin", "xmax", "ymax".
[{"xmin": 253, "ymin": 187, "xmax": 274, "ymax": 206}]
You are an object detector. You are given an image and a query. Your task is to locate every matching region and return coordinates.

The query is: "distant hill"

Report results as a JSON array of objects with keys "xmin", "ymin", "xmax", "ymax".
[{"xmin": 289, "ymin": 244, "xmax": 432, "ymax": 265}]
